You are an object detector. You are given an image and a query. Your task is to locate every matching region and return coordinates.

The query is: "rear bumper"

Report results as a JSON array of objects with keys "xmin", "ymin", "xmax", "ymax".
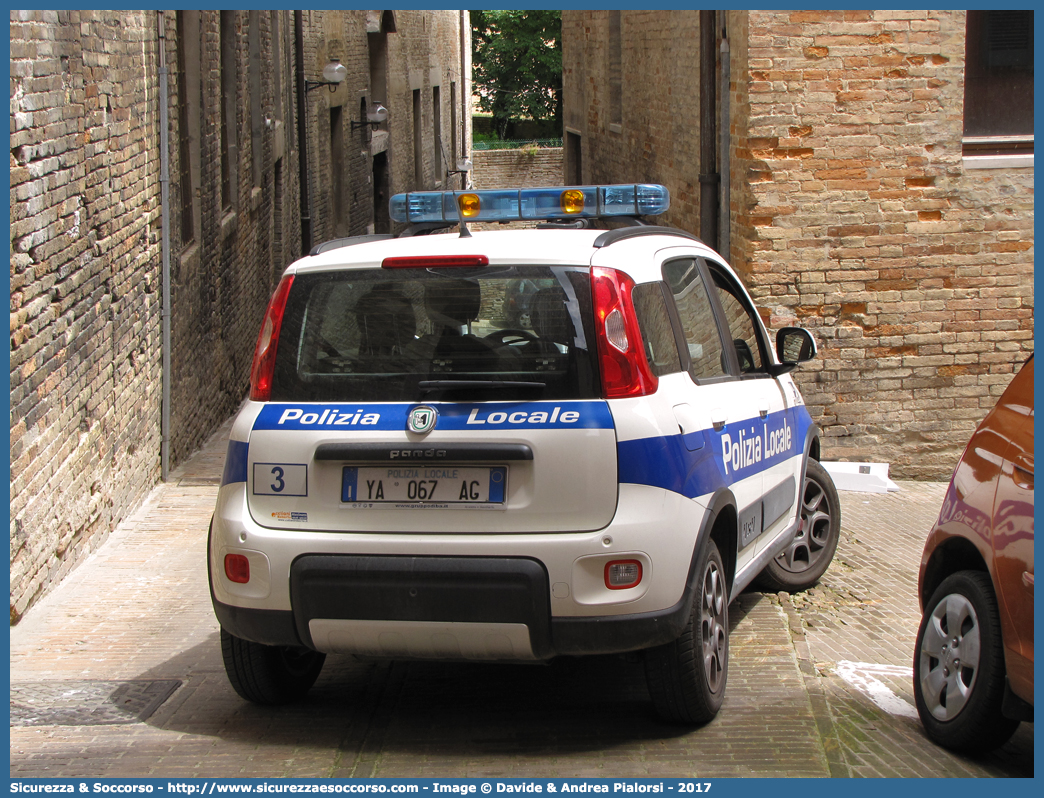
[
  {"xmin": 211, "ymin": 480, "xmax": 707, "ymax": 619},
  {"xmin": 210, "ymin": 478, "xmax": 723, "ymax": 660},
  {"xmin": 213, "ymin": 551, "xmax": 693, "ymax": 659}
]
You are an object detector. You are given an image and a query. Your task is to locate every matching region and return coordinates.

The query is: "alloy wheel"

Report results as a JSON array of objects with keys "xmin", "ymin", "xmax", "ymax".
[
  {"xmin": 917, "ymin": 592, "xmax": 981, "ymax": 721},
  {"xmin": 775, "ymin": 470, "xmax": 834, "ymax": 574},
  {"xmin": 701, "ymin": 558, "xmax": 727, "ymax": 693}
]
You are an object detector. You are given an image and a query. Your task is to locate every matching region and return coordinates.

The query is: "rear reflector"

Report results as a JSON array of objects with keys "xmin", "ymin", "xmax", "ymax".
[
  {"xmin": 224, "ymin": 554, "xmax": 250, "ymax": 584},
  {"xmin": 382, "ymin": 255, "xmax": 490, "ymax": 269},
  {"xmin": 605, "ymin": 560, "xmax": 643, "ymax": 590}
]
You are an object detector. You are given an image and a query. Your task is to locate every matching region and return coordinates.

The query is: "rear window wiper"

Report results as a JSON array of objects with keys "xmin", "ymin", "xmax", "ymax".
[{"xmin": 419, "ymin": 380, "xmax": 547, "ymax": 392}]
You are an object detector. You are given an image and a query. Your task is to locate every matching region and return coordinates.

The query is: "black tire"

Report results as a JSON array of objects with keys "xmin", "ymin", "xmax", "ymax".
[
  {"xmin": 221, "ymin": 628, "xmax": 326, "ymax": 705},
  {"xmin": 756, "ymin": 459, "xmax": 840, "ymax": 592},
  {"xmin": 912, "ymin": 571, "xmax": 1019, "ymax": 752},
  {"xmin": 644, "ymin": 539, "xmax": 728, "ymax": 724}
]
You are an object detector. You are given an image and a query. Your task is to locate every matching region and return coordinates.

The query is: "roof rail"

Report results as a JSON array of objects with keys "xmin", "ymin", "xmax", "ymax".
[
  {"xmin": 592, "ymin": 226, "xmax": 703, "ymax": 249},
  {"xmin": 398, "ymin": 221, "xmax": 457, "ymax": 237},
  {"xmin": 310, "ymin": 234, "xmax": 394, "ymax": 256}
]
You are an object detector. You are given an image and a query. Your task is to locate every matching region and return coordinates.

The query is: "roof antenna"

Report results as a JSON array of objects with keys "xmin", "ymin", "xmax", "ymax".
[{"xmin": 452, "ymin": 192, "xmax": 472, "ymax": 238}]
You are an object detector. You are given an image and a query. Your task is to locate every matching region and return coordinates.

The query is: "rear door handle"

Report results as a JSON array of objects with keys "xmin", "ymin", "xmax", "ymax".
[{"xmin": 711, "ymin": 410, "xmax": 727, "ymax": 431}]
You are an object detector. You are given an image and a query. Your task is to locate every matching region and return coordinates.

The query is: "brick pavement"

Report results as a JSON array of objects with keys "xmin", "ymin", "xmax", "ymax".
[
  {"xmin": 782, "ymin": 481, "xmax": 1033, "ymax": 777},
  {"xmin": 9, "ymin": 418, "xmax": 1033, "ymax": 778}
]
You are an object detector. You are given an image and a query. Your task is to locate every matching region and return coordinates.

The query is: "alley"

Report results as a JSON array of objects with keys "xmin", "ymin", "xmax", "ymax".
[{"xmin": 10, "ymin": 417, "xmax": 1033, "ymax": 779}]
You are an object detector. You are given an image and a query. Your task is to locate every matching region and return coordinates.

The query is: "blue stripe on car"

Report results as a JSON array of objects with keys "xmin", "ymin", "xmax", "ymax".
[
  {"xmin": 221, "ymin": 440, "xmax": 249, "ymax": 486},
  {"xmin": 618, "ymin": 407, "xmax": 812, "ymax": 499},
  {"xmin": 252, "ymin": 401, "xmax": 615, "ymax": 431}
]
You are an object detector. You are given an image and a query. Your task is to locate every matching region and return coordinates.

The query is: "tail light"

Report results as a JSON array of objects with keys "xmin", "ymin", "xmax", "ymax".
[
  {"xmin": 249, "ymin": 274, "xmax": 295, "ymax": 401},
  {"xmin": 591, "ymin": 267, "xmax": 658, "ymax": 398}
]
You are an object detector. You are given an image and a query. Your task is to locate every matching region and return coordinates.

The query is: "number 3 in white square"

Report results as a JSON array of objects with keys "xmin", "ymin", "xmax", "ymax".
[{"xmin": 253, "ymin": 463, "xmax": 308, "ymax": 496}]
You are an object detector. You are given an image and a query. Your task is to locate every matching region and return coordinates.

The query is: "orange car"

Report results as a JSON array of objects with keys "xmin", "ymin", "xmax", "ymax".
[{"xmin": 914, "ymin": 354, "xmax": 1034, "ymax": 751}]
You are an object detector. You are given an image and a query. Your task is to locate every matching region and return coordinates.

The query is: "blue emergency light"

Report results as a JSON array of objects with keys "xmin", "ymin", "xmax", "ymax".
[{"xmin": 389, "ymin": 184, "xmax": 670, "ymax": 225}]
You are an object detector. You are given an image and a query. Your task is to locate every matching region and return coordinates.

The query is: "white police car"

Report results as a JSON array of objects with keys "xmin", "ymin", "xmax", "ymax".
[{"xmin": 209, "ymin": 184, "xmax": 839, "ymax": 724}]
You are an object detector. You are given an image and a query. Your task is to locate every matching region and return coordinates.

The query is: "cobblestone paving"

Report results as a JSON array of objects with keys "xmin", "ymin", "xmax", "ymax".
[
  {"xmin": 9, "ymin": 420, "xmax": 1034, "ymax": 778},
  {"xmin": 11, "ymin": 681, "xmax": 181, "ymax": 727}
]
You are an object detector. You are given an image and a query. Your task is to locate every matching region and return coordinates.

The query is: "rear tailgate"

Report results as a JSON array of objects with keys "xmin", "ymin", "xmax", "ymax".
[{"xmin": 245, "ymin": 400, "xmax": 618, "ymax": 533}]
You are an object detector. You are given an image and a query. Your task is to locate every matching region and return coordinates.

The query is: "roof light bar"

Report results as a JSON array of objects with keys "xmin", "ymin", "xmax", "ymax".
[{"xmin": 389, "ymin": 184, "xmax": 670, "ymax": 225}]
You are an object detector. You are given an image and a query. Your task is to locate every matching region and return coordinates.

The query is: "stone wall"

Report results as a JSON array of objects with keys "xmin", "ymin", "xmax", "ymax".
[{"xmin": 562, "ymin": 9, "xmax": 1033, "ymax": 478}]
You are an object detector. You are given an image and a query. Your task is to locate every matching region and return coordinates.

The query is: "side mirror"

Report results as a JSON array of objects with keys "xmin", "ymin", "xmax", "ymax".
[{"xmin": 770, "ymin": 327, "xmax": 817, "ymax": 374}]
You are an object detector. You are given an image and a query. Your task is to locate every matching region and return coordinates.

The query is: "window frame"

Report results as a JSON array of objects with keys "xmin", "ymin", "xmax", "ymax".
[
  {"xmin": 660, "ymin": 256, "xmax": 735, "ymax": 386},
  {"xmin": 962, "ymin": 9, "xmax": 1034, "ymax": 160},
  {"xmin": 704, "ymin": 260, "xmax": 773, "ymax": 381},
  {"xmin": 631, "ymin": 280, "xmax": 684, "ymax": 378}
]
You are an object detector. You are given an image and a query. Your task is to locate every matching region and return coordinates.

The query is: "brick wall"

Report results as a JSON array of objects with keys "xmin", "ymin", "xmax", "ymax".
[
  {"xmin": 562, "ymin": 11, "xmax": 702, "ymax": 227},
  {"xmin": 10, "ymin": 10, "xmax": 164, "ymax": 622},
  {"xmin": 10, "ymin": 10, "xmax": 470, "ymax": 621},
  {"xmin": 166, "ymin": 11, "xmax": 296, "ymax": 469},
  {"xmin": 472, "ymin": 147, "xmax": 564, "ymax": 189},
  {"xmin": 563, "ymin": 10, "xmax": 1033, "ymax": 478},
  {"xmin": 382, "ymin": 11, "xmax": 472, "ymax": 203},
  {"xmin": 734, "ymin": 10, "xmax": 1033, "ymax": 478}
]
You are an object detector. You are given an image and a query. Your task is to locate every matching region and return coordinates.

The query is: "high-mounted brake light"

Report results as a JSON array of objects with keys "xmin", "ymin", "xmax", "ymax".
[
  {"xmin": 249, "ymin": 274, "xmax": 294, "ymax": 402},
  {"xmin": 591, "ymin": 267, "xmax": 659, "ymax": 399},
  {"xmin": 382, "ymin": 255, "xmax": 490, "ymax": 269},
  {"xmin": 389, "ymin": 184, "xmax": 670, "ymax": 224}
]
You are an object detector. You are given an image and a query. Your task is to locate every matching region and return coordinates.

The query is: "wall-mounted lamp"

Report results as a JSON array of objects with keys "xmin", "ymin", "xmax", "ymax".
[
  {"xmin": 448, "ymin": 158, "xmax": 473, "ymax": 176},
  {"xmin": 305, "ymin": 59, "xmax": 348, "ymax": 92},
  {"xmin": 351, "ymin": 102, "xmax": 388, "ymax": 132},
  {"xmin": 447, "ymin": 158, "xmax": 473, "ymax": 189}
]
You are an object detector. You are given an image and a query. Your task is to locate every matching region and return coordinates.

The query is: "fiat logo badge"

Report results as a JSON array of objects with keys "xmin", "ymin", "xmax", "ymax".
[{"xmin": 407, "ymin": 405, "xmax": 438, "ymax": 434}]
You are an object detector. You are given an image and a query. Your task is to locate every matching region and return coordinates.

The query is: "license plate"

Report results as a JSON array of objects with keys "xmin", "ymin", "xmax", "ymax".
[{"xmin": 341, "ymin": 466, "xmax": 507, "ymax": 506}]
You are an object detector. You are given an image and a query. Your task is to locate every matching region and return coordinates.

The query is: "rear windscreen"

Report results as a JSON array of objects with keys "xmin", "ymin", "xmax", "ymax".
[{"xmin": 270, "ymin": 266, "xmax": 600, "ymax": 402}]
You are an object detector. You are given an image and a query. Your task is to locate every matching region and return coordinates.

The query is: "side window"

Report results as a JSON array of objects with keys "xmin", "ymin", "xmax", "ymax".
[
  {"xmin": 632, "ymin": 282, "xmax": 682, "ymax": 377},
  {"xmin": 662, "ymin": 258, "xmax": 728, "ymax": 382},
  {"xmin": 708, "ymin": 266, "xmax": 765, "ymax": 374}
]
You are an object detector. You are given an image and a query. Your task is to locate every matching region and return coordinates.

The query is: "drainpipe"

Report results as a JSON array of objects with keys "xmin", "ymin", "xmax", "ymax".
[
  {"xmin": 157, "ymin": 11, "xmax": 172, "ymax": 481},
  {"xmin": 459, "ymin": 10, "xmax": 470, "ymax": 188},
  {"xmin": 294, "ymin": 11, "xmax": 313, "ymax": 254},
  {"xmin": 699, "ymin": 10, "xmax": 718, "ymax": 250},
  {"xmin": 719, "ymin": 22, "xmax": 731, "ymax": 263}
]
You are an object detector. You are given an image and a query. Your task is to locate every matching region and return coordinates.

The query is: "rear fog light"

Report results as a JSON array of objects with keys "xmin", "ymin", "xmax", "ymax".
[
  {"xmin": 224, "ymin": 554, "xmax": 250, "ymax": 584},
  {"xmin": 605, "ymin": 560, "xmax": 642, "ymax": 590}
]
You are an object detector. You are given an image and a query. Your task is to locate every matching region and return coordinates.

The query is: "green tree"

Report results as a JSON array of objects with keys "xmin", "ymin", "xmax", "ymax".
[{"xmin": 471, "ymin": 10, "xmax": 562, "ymax": 140}]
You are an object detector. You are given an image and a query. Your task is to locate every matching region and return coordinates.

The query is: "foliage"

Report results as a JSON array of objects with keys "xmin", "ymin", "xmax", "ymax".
[
  {"xmin": 471, "ymin": 10, "xmax": 562, "ymax": 140},
  {"xmin": 473, "ymin": 130, "xmax": 501, "ymax": 146}
]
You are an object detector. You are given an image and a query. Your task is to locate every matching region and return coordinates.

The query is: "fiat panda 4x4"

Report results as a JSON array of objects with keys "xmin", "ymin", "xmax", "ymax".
[{"xmin": 209, "ymin": 184, "xmax": 840, "ymax": 724}]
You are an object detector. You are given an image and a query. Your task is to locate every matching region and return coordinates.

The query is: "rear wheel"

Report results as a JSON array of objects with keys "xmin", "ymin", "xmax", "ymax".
[
  {"xmin": 912, "ymin": 571, "xmax": 1019, "ymax": 752},
  {"xmin": 644, "ymin": 539, "xmax": 728, "ymax": 724},
  {"xmin": 221, "ymin": 628, "xmax": 326, "ymax": 705},
  {"xmin": 756, "ymin": 459, "xmax": 840, "ymax": 592}
]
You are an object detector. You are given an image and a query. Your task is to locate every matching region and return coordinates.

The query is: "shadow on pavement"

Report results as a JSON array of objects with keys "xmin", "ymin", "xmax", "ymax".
[{"xmin": 131, "ymin": 596, "xmax": 765, "ymax": 756}]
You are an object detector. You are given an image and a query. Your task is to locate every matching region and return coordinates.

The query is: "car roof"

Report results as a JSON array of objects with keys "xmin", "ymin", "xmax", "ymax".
[{"xmin": 290, "ymin": 227, "xmax": 722, "ymax": 275}]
